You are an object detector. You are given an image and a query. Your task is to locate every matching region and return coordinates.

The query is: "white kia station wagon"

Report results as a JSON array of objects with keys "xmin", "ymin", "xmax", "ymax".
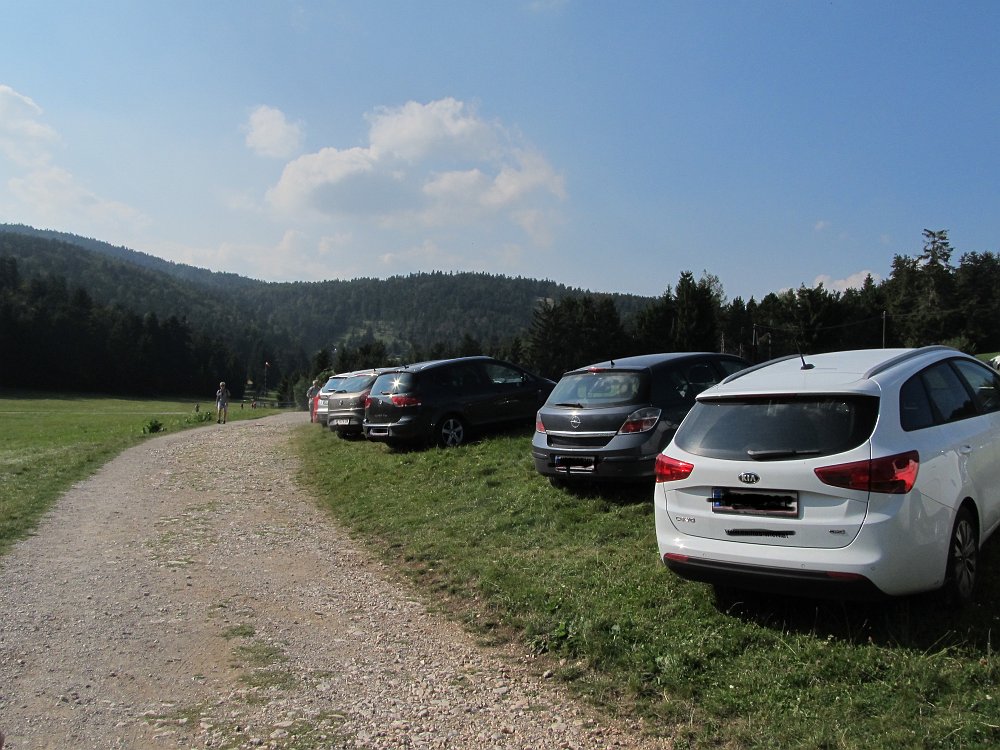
[{"xmin": 654, "ymin": 346, "xmax": 1000, "ymax": 603}]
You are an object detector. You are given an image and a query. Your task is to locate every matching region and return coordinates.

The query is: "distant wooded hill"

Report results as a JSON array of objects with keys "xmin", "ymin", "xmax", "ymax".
[
  {"xmin": 5, "ymin": 224, "xmax": 998, "ymax": 403},
  {"xmin": 0, "ymin": 224, "xmax": 651, "ymax": 386}
]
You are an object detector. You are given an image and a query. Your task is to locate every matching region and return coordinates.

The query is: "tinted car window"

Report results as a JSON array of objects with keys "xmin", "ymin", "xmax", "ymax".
[
  {"xmin": 899, "ymin": 376, "xmax": 936, "ymax": 431},
  {"xmin": 920, "ymin": 361, "xmax": 977, "ymax": 423},
  {"xmin": 952, "ymin": 359, "xmax": 1000, "ymax": 414},
  {"xmin": 431, "ymin": 363, "xmax": 488, "ymax": 392},
  {"xmin": 372, "ymin": 372, "xmax": 415, "ymax": 395},
  {"xmin": 333, "ymin": 373, "xmax": 377, "ymax": 393},
  {"xmin": 649, "ymin": 368, "xmax": 689, "ymax": 407},
  {"xmin": 482, "ymin": 361, "xmax": 528, "ymax": 385},
  {"xmin": 547, "ymin": 371, "xmax": 649, "ymax": 408},
  {"xmin": 674, "ymin": 396, "xmax": 880, "ymax": 461},
  {"xmin": 321, "ymin": 377, "xmax": 345, "ymax": 392}
]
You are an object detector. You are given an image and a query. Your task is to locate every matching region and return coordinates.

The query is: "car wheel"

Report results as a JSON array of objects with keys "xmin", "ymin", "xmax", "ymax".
[
  {"xmin": 435, "ymin": 416, "xmax": 466, "ymax": 447},
  {"xmin": 944, "ymin": 507, "xmax": 978, "ymax": 605}
]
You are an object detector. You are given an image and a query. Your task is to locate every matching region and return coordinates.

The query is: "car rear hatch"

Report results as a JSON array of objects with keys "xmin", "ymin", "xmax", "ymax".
[
  {"xmin": 328, "ymin": 373, "xmax": 378, "ymax": 424},
  {"xmin": 365, "ymin": 372, "xmax": 416, "ymax": 425},
  {"xmin": 540, "ymin": 368, "xmax": 649, "ymax": 449},
  {"xmin": 663, "ymin": 394, "xmax": 881, "ymax": 549}
]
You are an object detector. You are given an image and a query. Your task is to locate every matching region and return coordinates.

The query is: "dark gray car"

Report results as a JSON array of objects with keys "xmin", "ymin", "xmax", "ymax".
[
  {"xmin": 532, "ymin": 352, "xmax": 747, "ymax": 485},
  {"xmin": 364, "ymin": 356, "xmax": 555, "ymax": 447},
  {"xmin": 325, "ymin": 369, "xmax": 385, "ymax": 438}
]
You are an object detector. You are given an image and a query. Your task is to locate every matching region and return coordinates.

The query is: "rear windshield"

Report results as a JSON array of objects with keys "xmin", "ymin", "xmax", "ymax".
[
  {"xmin": 674, "ymin": 395, "xmax": 879, "ymax": 461},
  {"xmin": 547, "ymin": 371, "xmax": 649, "ymax": 408},
  {"xmin": 371, "ymin": 372, "xmax": 415, "ymax": 395},
  {"xmin": 332, "ymin": 373, "xmax": 378, "ymax": 393},
  {"xmin": 321, "ymin": 377, "xmax": 345, "ymax": 392}
]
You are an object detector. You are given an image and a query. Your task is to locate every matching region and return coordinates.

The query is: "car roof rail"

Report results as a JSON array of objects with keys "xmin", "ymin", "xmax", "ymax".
[
  {"xmin": 863, "ymin": 345, "xmax": 958, "ymax": 378},
  {"xmin": 719, "ymin": 354, "xmax": 800, "ymax": 384}
]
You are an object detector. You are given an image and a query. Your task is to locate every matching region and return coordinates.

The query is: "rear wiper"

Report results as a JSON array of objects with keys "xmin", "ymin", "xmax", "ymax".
[
  {"xmin": 554, "ymin": 402, "xmax": 584, "ymax": 408},
  {"xmin": 747, "ymin": 448, "xmax": 822, "ymax": 460}
]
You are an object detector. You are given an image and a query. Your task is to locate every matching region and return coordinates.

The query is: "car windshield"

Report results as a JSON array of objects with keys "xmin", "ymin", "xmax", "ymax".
[
  {"xmin": 547, "ymin": 371, "xmax": 648, "ymax": 408},
  {"xmin": 674, "ymin": 395, "xmax": 879, "ymax": 461},
  {"xmin": 321, "ymin": 377, "xmax": 345, "ymax": 393},
  {"xmin": 372, "ymin": 372, "xmax": 415, "ymax": 395},
  {"xmin": 333, "ymin": 374, "xmax": 378, "ymax": 393}
]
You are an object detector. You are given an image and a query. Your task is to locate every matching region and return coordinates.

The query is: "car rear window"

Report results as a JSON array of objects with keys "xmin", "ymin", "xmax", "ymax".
[
  {"xmin": 334, "ymin": 374, "xmax": 378, "ymax": 393},
  {"xmin": 371, "ymin": 372, "xmax": 416, "ymax": 395},
  {"xmin": 547, "ymin": 370, "xmax": 649, "ymax": 408},
  {"xmin": 674, "ymin": 395, "xmax": 879, "ymax": 461},
  {"xmin": 321, "ymin": 377, "xmax": 345, "ymax": 392}
]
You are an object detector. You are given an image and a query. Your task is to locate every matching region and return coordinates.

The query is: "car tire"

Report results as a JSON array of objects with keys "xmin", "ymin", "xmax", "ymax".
[
  {"xmin": 435, "ymin": 415, "xmax": 466, "ymax": 448},
  {"xmin": 943, "ymin": 507, "xmax": 978, "ymax": 606},
  {"xmin": 548, "ymin": 476, "xmax": 567, "ymax": 489}
]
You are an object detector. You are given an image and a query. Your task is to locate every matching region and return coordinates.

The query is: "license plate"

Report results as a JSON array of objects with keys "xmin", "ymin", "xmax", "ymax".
[
  {"xmin": 334, "ymin": 418, "xmax": 350, "ymax": 425},
  {"xmin": 553, "ymin": 455, "xmax": 596, "ymax": 473},
  {"xmin": 710, "ymin": 488, "xmax": 799, "ymax": 517}
]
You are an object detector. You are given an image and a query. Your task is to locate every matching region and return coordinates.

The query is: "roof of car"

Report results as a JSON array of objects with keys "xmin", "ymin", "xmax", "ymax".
[
  {"xmin": 375, "ymin": 356, "xmax": 498, "ymax": 374},
  {"xmin": 565, "ymin": 352, "xmax": 741, "ymax": 374},
  {"xmin": 704, "ymin": 346, "xmax": 967, "ymax": 398}
]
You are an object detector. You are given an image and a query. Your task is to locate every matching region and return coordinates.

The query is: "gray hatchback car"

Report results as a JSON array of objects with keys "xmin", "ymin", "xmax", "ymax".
[
  {"xmin": 325, "ymin": 369, "xmax": 385, "ymax": 438},
  {"xmin": 532, "ymin": 352, "xmax": 747, "ymax": 485}
]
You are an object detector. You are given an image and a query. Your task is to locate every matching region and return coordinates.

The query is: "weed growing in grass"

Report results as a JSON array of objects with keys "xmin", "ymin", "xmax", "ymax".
[{"xmin": 295, "ymin": 424, "xmax": 1000, "ymax": 749}]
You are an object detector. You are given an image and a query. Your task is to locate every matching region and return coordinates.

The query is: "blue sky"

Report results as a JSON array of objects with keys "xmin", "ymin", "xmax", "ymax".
[{"xmin": 1, "ymin": 2, "xmax": 998, "ymax": 302}]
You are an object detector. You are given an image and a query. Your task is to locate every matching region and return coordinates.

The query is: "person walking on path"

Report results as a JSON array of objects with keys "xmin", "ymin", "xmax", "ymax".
[
  {"xmin": 216, "ymin": 381, "xmax": 231, "ymax": 424},
  {"xmin": 306, "ymin": 378, "xmax": 321, "ymax": 422}
]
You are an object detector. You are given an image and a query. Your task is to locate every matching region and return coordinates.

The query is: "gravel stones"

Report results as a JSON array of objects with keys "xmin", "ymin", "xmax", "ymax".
[{"xmin": 0, "ymin": 414, "xmax": 669, "ymax": 749}]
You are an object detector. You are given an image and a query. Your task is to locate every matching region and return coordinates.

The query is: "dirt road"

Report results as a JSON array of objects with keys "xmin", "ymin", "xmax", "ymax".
[{"xmin": 0, "ymin": 413, "xmax": 670, "ymax": 749}]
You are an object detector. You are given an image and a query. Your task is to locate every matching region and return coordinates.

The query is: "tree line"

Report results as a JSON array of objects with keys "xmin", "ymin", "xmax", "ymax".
[
  {"xmin": 521, "ymin": 230, "xmax": 1000, "ymax": 379},
  {"xmin": 2, "ymin": 229, "xmax": 998, "ymax": 400}
]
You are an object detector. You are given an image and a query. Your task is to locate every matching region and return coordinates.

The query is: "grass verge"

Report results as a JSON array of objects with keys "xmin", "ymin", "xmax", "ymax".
[
  {"xmin": 0, "ymin": 390, "xmax": 282, "ymax": 556},
  {"xmin": 295, "ymin": 425, "xmax": 1000, "ymax": 749}
]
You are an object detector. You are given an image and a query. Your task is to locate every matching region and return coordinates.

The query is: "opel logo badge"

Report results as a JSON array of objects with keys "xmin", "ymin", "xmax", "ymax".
[
  {"xmin": 738, "ymin": 472, "xmax": 760, "ymax": 484},
  {"xmin": 570, "ymin": 415, "xmax": 581, "ymax": 429}
]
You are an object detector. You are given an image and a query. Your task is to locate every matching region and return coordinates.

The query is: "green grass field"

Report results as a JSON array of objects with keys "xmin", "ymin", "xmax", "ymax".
[
  {"xmin": 296, "ymin": 426, "xmax": 1000, "ymax": 749},
  {"xmin": 4, "ymin": 392, "xmax": 1000, "ymax": 748},
  {"xmin": 0, "ymin": 391, "xmax": 281, "ymax": 556}
]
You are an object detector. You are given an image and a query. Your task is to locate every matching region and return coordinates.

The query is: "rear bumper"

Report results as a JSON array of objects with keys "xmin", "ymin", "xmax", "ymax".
[
  {"xmin": 654, "ymin": 485, "xmax": 953, "ymax": 598},
  {"xmin": 531, "ymin": 442, "xmax": 656, "ymax": 481},
  {"xmin": 328, "ymin": 410, "xmax": 364, "ymax": 433},
  {"xmin": 662, "ymin": 554, "xmax": 886, "ymax": 600},
  {"xmin": 363, "ymin": 418, "xmax": 425, "ymax": 443}
]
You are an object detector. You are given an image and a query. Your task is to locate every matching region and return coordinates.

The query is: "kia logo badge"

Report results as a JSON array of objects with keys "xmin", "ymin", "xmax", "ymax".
[
  {"xmin": 570, "ymin": 415, "xmax": 581, "ymax": 429},
  {"xmin": 738, "ymin": 472, "xmax": 760, "ymax": 485}
]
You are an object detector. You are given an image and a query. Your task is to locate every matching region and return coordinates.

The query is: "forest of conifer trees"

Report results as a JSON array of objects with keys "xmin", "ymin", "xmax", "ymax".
[{"xmin": 2, "ymin": 229, "xmax": 998, "ymax": 400}]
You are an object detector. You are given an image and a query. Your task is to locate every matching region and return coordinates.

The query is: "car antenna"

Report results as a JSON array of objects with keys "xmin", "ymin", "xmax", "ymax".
[{"xmin": 796, "ymin": 341, "xmax": 814, "ymax": 370}]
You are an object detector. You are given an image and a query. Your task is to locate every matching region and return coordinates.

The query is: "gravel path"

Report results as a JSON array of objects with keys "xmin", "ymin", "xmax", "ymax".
[{"xmin": 0, "ymin": 413, "xmax": 672, "ymax": 749}]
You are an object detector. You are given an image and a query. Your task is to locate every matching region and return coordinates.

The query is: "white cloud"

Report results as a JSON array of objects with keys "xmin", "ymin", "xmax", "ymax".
[
  {"xmin": 813, "ymin": 270, "xmax": 881, "ymax": 292},
  {"xmin": 814, "ymin": 220, "xmax": 830, "ymax": 232},
  {"xmin": 266, "ymin": 146, "xmax": 376, "ymax": 213},
  {"xmin": 0, "ymin": 84, "xmax": 58, "ymax": 167},
  {"xmin": 264, "ymin": 98, "xmax": 565, "ymax": 249},
  {"xmin": 0, "ymin": 83, "xmax": 146, "ymax": 234},
  {"xmin": 367, "ymin": 97, "xmax": 497, "ymax": 162},
  {"xmin": 244, "ymin": 105, "xmax": 303, "ymax": 158}
]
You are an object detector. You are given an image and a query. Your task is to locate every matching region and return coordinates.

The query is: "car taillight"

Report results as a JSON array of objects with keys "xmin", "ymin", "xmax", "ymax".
[
  {"xmin": 364, "ymin": 396, "xmax": 372, "ymax": 409},
  {"xmin": 814, "ymin": 451, "xmax": 919, "ymax": 494},
  {"xmin": 390, "ymin": 394, "xmax": 421, "ymax": 407},
  {"xmin": 655, "ymin": 454, "xmax": 694, "ymax": 483},
  {"xmin": 535, "ymin": 412, "xmax": 546, "ymax": 433},
  {"xmin": 618, "ymin": 407, "xmax": 661, "ymax": 434}
]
